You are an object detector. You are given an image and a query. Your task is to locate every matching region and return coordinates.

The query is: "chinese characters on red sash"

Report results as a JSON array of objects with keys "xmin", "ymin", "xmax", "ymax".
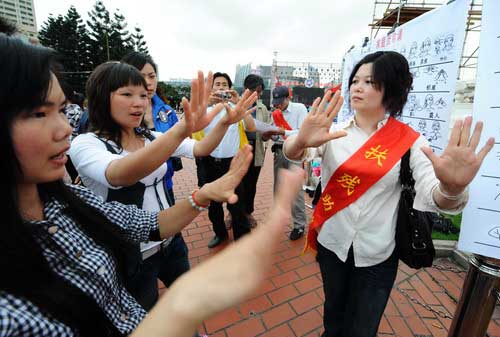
[{"xmin": 304, "ymin": 117, "xmax": 420, "ymax": 252}]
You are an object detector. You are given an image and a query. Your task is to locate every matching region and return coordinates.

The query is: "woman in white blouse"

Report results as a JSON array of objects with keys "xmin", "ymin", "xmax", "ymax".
[
  {"xmin": 284, "ymin": 51, "xmax": 494, "ymax": 337},
  {"xmin": 69, "ymin": 62, "xmax": 257, "ymax": 311}
]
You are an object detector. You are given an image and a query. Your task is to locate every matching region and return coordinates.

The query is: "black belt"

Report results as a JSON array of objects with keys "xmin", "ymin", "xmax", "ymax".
[{"xmin": 207, "ymin": 156, "xmax": 233, "ymax": 163}]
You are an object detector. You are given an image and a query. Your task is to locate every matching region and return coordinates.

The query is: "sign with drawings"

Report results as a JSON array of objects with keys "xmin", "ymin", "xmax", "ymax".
[
  {"xmin": 458, "ymin": 0, "xmax": 500, "ymax": 258},
  {"xmin": 338, "ymin": 0, "xmax": 470, "ymax": 154}
]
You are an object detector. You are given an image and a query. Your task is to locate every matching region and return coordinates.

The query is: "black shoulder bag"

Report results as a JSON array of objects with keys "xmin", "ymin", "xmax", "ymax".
[{"xmin": 395, "ymin": 149, "xmax": 436, "ymax": 269}]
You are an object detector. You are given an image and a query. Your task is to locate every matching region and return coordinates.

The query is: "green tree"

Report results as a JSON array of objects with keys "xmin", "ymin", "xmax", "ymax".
[
  {"xmin": 157, "ymin": 82, "xmax": 191, "ymax": 110},
  {"xmin": 86, "ymin": 0, "xmax": 112, "ymax": 65},
  {"xmin": 38, "ymin": 14, "xmax": 65, "ymax": 52},
  {"xmin": 108, "ymin": 10, "xmax": 134, "ymax": 60},
  {"xmin": 131, "ymin": 26, "xmax": 149, "ymax": 54}
]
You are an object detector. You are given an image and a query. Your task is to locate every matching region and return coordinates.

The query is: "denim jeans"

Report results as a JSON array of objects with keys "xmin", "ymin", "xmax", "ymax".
[
  {"xmin": 127, "ymin": 233, "xmax": 191, "ymax": 311},
  {"xmin": 317, "ymin": 244, "xmax": 398, "ymax": 337}
]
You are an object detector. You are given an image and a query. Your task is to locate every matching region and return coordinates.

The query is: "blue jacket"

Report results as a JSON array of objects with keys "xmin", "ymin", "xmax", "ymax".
[{"xmin": 151, "ymin": 94, "xmax": 179, "ymax": 190}]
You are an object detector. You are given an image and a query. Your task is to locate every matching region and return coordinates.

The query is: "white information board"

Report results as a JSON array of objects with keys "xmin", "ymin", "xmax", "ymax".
[
  {"xmin": 338, "ymin": 0, "xmax": 470, "ymax": 154},
  {"xmin": 458, "ymin": 0, "xmax": 500, "ymax": 258}
]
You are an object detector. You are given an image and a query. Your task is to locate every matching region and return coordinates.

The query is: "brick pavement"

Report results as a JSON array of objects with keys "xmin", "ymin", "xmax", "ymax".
[{"xmin": 161, "ymin": 150, "xmax": 500, "ymax": 337}]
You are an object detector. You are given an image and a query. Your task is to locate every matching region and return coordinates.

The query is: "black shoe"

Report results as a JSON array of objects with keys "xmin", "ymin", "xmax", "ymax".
[
  {"xmin": 289, "ymin": 228, "xmax": 304, "ymax": 241},
  {"xmin": 208, "ymin": 235, "xmax": 227, "ymax": 248}
]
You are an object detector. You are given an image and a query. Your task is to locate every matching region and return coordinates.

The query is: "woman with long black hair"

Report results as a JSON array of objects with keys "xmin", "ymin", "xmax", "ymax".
[{"xmin": 0, "ymin": 34, "xmax": 304, "ymax": 337}]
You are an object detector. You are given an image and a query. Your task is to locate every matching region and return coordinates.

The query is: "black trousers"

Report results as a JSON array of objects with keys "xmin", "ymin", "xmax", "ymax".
[
  {"xmin": 317, "ymin": 244, "xmax": 398, "ymax": 337},
  {"xmin": 202, "ymin": 156, "xmax": 251, "ymax": 240},
  {"xmin": 241, "ymin": 140, "xmax": 261, "ymax": 215}
]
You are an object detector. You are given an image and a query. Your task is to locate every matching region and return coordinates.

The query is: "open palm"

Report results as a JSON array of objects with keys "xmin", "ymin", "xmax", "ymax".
[
  {"xmin": 295, "ymin": 90, "xmax": 347, "ymax": 148},
  {"xmin": 221, "ymin": 89, "xmax": 258, "ymax": 125},
  {"xmin": 180, "ymin": 71, "xmax": 222, "ymax": 135},
  {"xmin": 421, "ymin": 117, "xmax": 495, "ymax": 195}
]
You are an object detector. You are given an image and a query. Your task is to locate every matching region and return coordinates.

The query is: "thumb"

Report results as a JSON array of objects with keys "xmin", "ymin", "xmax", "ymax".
[{"xmin": 421, "ymin": 146, "xmax": 438, "ymax": 165}]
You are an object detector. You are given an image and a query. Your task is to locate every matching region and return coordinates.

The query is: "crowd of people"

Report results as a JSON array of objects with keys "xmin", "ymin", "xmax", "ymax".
[{"xmin": 0, "ymin": 15, "xmax": 495, "ymax": 337}]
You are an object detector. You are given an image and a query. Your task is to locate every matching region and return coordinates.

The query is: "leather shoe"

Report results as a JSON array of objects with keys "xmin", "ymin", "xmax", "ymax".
[
  {"xmin": 289, "ymin": 228, "xmax": 304, "ymax": 241},
  {"xmin": 208, "ymin": 235, "xmax": 228, "ymax": 248}
]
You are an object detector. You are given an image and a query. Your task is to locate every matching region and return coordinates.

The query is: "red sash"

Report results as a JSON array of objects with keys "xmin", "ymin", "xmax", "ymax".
[
  {"xmin": 305, "ymin": 117, "xmax": 419, "ymax": 252},
  {"xmin": 272, "ymin": 109, "xmax": 292, "ymax": 131}
]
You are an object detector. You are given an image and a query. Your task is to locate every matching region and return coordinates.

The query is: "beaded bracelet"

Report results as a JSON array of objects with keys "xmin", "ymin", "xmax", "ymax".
[
  {"xmin": 188, "ymin": 189, "xmax": 209, "ymax": 211},
  {"xmin": 436, "ymin": 184, "xmax": 466, "ymax": 201}
]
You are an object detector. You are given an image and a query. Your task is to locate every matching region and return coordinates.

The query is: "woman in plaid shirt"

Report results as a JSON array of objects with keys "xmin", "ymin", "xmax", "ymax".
[{"xmin": 0, "ymin": 35, "xmax": 303, "ymax": 337}]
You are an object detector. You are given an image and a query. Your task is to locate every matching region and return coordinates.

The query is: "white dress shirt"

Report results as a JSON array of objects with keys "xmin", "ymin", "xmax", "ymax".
[
  {"xmin": 205, "ymin": 104, "xmax": 245, "ymax": 158},
  {"xmin": 288, "ymin": 116, "xmax": 468, "ymax": 267},
  {"xmin": 273, "ymin": 101, "xmax": 308, "ymax": 143}
]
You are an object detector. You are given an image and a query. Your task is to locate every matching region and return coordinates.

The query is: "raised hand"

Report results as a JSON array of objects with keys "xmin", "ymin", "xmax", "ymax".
[
  {"xmin": 220, "ymin": 89, "xmax": 258, "ymax": 125},
  {"xmin": 198, "ymin": 145, "xmax": 253, "ymax": 204},
  {"xmin": 421, "ymin": 116, "xmax": 495, "ymax": 195},
  {"xmin": 137, "ymin": 167, "xmax": 305, "ymax": 337},
  {"xmin": 294, "ymin": 90, "xmax": 347, "ymax": 149},
  {"xmin": 179, "ymin": 71, "xmax": 222, "ymax": 136}
]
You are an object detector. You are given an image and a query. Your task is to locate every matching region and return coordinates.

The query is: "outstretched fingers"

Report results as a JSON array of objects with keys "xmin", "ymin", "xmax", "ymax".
[
  {"xmin": 309, "ymin": 97, "xmax": 322, "ymax": 116},
  {"xmin": 326, "ymin": 91, "xmax": 344, "ymax": 120},
  {"xmin": 317, "ymin": 90, "xmax": 333, "ymax": 115},
  {"xmin": 477, "ymin": 137, "xmax": 495, "ymax": 163},
  {"xmin": 459, "ymin": 116, "xmax": 472, "ymax": 147}
]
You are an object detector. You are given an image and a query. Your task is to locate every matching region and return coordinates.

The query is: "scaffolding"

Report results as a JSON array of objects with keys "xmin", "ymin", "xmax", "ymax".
[{"xmin": 369, "ymin": 0, "xmax": 482, "ymax": 80}]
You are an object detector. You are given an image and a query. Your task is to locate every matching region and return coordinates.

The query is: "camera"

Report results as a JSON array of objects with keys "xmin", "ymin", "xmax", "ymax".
[{"xmin": 216, "ymin": 91, "xmax": 233, "ymax": 100}]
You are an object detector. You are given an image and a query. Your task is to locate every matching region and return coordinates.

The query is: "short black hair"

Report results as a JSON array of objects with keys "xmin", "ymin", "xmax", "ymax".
[
  {"xmin": 121, "ymin": 51, "xmax": 157, "ymax": 73},
  {"xmin": 86, "ymin": 62, "xmax": 147, "ymax": 147},
  {"xmin": 244, "ymin": 74, "xmax": 265, "ymax": 90},
  {"xmin": 213, "ymin": 72, "xmax": 232, "ymax": 88},
  {"xmin": 348, "ymin": 51, "xmax": 412, "ymax": 117}
]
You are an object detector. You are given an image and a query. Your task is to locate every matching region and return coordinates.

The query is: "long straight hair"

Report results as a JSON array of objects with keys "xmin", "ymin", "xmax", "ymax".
[{"xmin": 0, "ymin": 34, "xmax": 135, "ymax": 336}]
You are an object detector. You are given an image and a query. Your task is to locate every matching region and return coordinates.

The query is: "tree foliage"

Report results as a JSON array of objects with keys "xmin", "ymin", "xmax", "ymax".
[{"xmin": 38, "ymin": 1, "xmax": 151, "ymax": 92}]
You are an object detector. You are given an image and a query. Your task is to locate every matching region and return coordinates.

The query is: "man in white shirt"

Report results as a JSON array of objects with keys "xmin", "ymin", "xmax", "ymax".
[
  {"xmin": 198, "ymin": 72, "xmax": 256, "ymax": 248},
  {"xmin": 270, "ymin": 86, "xmax": 308, "ymax": 240}
]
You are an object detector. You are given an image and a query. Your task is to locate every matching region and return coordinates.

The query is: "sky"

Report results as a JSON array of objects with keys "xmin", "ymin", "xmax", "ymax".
[{"xmin": 35, "ymin": 0, "xmax": 376, "ymax": 81}]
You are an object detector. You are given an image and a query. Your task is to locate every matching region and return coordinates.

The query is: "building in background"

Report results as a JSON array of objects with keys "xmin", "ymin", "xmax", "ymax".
[
  {"xmin": 0, "ymin": 0, "xmax": 37, "ymax": 38},
  {"xmin": 235, "ymin": 61, "xmax": 341, "ymax": 108}
]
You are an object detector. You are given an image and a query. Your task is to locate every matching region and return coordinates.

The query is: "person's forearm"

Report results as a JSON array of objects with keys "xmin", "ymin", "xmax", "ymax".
[
  {"xmin": 244, "ymin": 114, "xmax": 256, "ymax": 132},
  {"xmin": 105, "ymin": 124, "xmax": 187, "ymax": 187},
  {"xmin": 131, "ymin": 289, "xmax": 200, "ymax": 337},
  {"xmin": 193, "ymin": 119, "xmax": 229, "ymax": 157},
  {"xmin": 283, "ymin": 134, "xmax": 306, "ymax": 160},
  {"xmin": 157, "ymin": 185, "xmax": 212, "ymax": 239}
]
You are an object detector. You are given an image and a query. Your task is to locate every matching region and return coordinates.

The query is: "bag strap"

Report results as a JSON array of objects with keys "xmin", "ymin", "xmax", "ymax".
[{"xmin": 399, "ymin": 149, "xmax": 415, "ymax": 189}]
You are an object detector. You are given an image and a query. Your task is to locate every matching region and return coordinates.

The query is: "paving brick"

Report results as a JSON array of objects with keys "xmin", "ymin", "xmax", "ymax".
[
  {"xmin": 386, "ymin": 315, "xmax": 413, "ymax": 337},
  {"xmin": 294, "ymin": 275, "xmax": 323, "ymax": 294},
  {"xmin": 423, "ymin": 318, "xmax": 448, "ymax": 337},
  {"xmin": 290, "ymin": 291, "xmax": 323, "ymax": 315},
  {"xmin": 258, "ymin": 324, "xmax": 294, "ymax": 337},
  {"xmin": 277, "ymin": 256, "xmax": 304, "ymax": 272},
  {"xmin": 238, "ymin": 295, "xmax": 273, "ymax": 318},
  {"xmin": 271, "ymin": 270, "xmax": 300, "ymax": 288},
  {"xmin": 378, "ymin": 315, "xmax": 393, "ymax": 334},
  {"xmin": 295, "ymin": 263, "xmax": 320, "ymax": 278},
  {"xmin": 409, "ymin": 276, "xmax": 441, "ymax": 305},
  {"xmin": 289, "ymin": 310, "xmax": 323, "ymax": 336},
  {"xmin": 225, "ymin": 317, "xmax": 265, "ymax": 337},
  {"xmin": 204, "ymin": 308, "xmax": 242, "ymax": 333},
  {"xmin": 261, "ymin": 303, "xmax": 297, "ymax": 329},
  {"xmin": 405, "ymin": 314, "xmax": 432, "ymax": 336},
  {"xmin": 267, "ymin": 284, "xmax": 300, "ymax": 305}
]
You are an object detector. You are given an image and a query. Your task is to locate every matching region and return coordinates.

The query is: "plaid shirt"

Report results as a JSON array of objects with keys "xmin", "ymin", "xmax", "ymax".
[
  {"xmin": 0, "ymin": 185, "xmax": 159, "ymax": 336},
  {"xmin": 65, "ymin": 104, "xmax": 83, "ymax": 141}
]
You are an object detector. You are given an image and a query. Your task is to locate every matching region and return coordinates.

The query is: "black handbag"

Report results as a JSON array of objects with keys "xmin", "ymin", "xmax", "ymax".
[{"xmin": 395, "ymin": 149, "xmax": 436, "ymax": 269}]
